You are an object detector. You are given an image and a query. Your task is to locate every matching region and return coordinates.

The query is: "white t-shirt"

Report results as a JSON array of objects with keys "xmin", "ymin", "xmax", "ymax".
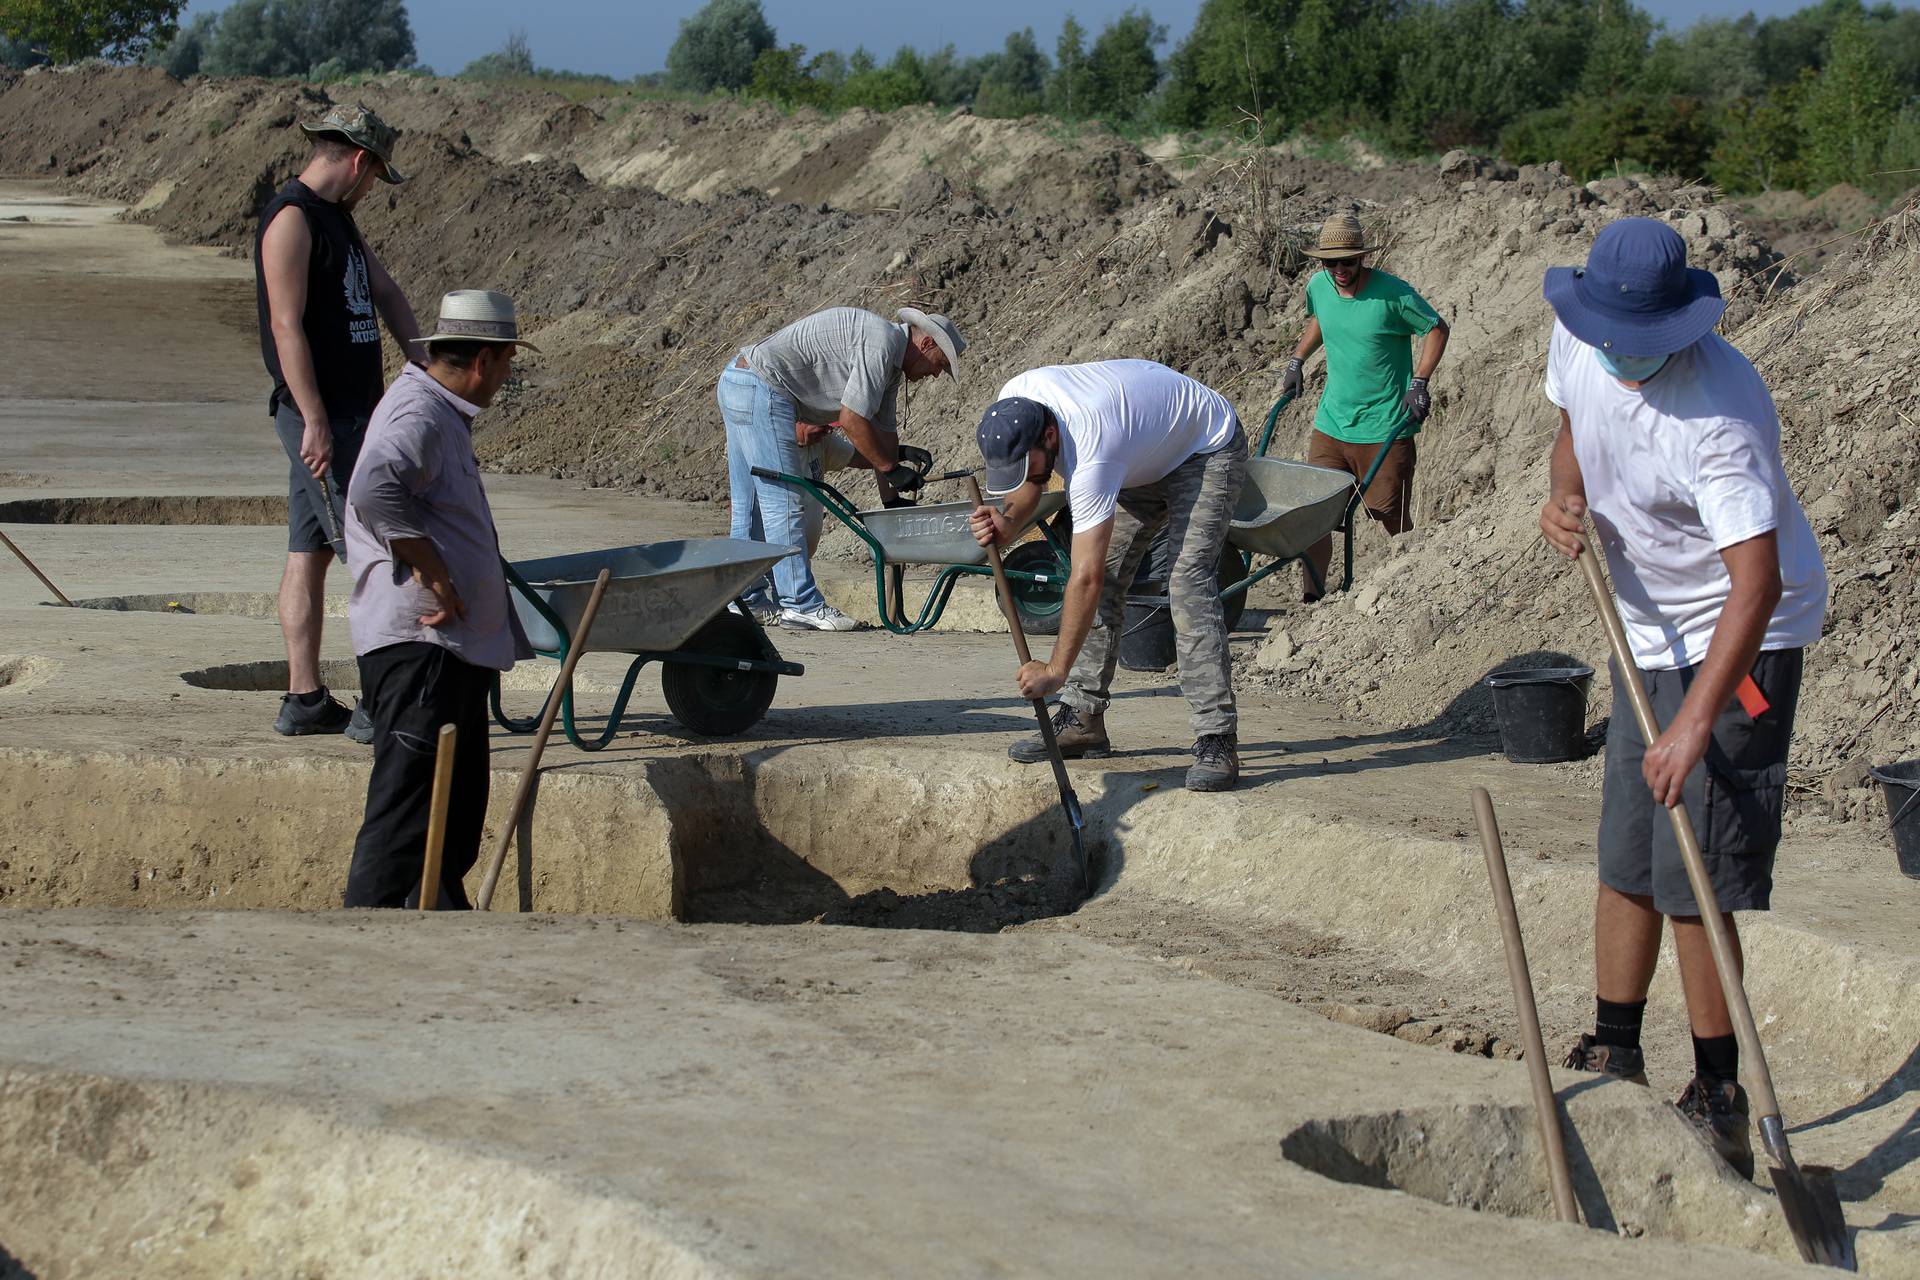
[
  {"xmin": 1544, "ymin": 320, "xmax": 1827, "ymax": 670},
  {"xmin": 998, "ymin": 360, "xmax": 1239, "ymax": 529}
]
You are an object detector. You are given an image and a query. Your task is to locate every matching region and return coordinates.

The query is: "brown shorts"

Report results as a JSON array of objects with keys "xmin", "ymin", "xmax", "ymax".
[{"xmin": 1305, "ymin": 430, "xmax": 1416, "ymax": 532}]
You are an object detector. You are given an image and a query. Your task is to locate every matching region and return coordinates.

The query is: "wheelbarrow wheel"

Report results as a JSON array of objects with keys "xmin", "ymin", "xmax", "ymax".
[
  {"xmin": 662, "ymin": 612, "xmax": 779, "ymax": 737},
  {"xmin": 1002, "ymin": 539, "xmax": 1066, "ymax": 636}
]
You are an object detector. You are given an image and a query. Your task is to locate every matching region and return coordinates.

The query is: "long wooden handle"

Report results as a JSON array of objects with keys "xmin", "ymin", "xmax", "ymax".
[
  {"xmin": 0, "ymin": 529, "xmax": 74, "ymax": 606},
  {"xmin": 475, "ymin": 568, "xmax": 613, "ymax": 911},
  {"xmin": 968, "ymin": 478, "xmax": 1035, "ymax": 664},
  {"xmin": 1473, "ymin": 786, "xmax": 1580, "ymax": 1225},
  {"xmin": 1573, "ymin": 533, "xmax": 1785, "ymax": 1131},
  {"xmin": 419, "ymin": 724, "xmax": 457, "ymax": 912}
]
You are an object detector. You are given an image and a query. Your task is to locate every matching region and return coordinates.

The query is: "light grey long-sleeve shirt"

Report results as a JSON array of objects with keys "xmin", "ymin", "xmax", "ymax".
[{"xmin": 344, "ymin": 362, "xmax": 531, "ymax": 671}]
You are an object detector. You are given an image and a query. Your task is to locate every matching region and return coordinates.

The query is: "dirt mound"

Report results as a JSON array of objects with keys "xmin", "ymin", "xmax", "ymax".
[{"xmin": 1245, "ymin": 190, "xmax": 1920, "ymax": 824}]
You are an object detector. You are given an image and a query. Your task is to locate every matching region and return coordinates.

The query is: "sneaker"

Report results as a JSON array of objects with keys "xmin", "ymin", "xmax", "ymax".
[
  {"xmin": 344, "ymin": 698, "xmax": 375, "ymax": 745},
  {"xmin": 729, "ymin": 600, "xmax": 781, "ymax": 627},
  {"xmin": 1187, "ymin": 733, "xmax": 1240, "ymax": 791},
  {"xmin": 779, "ymin": 602, "xmax": 862, "ymax": 632},
  {"xmin": 274, "ymin": 687, "xmax": 352, "ymax": 736},
  {"xmin": 1009, "ymin": 703, "xmax": 1111, "ymax": 763},
  {"xmin": 1561, "ymin": 1033, "xmax": 1650, "ymax": 1085},
  {"xmin": 1675, "ymin": 1075, "xmax": 1755, "ymax": 1181}
]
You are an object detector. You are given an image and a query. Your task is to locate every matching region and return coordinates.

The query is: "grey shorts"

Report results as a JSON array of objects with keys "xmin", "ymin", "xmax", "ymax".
[
  {"xmin": 273, "ymin": 404, "xmax": 368, "ymax": 556},
  {"xmin": 1598, "ymin": 647, "xmax": 1803, "ymax": 916}
]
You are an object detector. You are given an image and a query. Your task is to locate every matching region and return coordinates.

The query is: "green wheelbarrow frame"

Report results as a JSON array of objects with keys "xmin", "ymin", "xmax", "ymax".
[
  {"xmin": 489, "ymin": 556, "xmax": 804, "ymax": 751},
  {"xmin": 748, "ymin": 465, "xmax": 1074, "ymax": 635}
]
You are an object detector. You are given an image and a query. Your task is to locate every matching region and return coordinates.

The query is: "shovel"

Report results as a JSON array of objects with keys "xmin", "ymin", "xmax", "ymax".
[
  {"xmin": 1575, "ymin": 531, "xmax": 1854, "ymax": 1269},
  {"xmin": 1472, "ymin": 786, "xmax": 1581, "ymax": 1225},
  {"xmin": 969, "ymin": 477, "xmax": 1090, "ymax": 899}
]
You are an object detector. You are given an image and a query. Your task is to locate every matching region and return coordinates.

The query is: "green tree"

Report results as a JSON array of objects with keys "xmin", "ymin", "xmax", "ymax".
[
  {"xmin": 461, "ymin": 27, "xmax": 533, "ymax": 79},
  {"xmin": 1576, "ymin": 0, "xmax": 1654, "ymax": 99},
  {"xmin": 834, "ymin": 44, "xmax": 932, "ymax": 110},
  {"xmin": 1048, "ymin": 13, "xmax": 1095, "ymax": 119},
  {"xmin": 1640, "ymin": 15, "xmax": 1763, "ymax": 106},
  {"xmin": 1084, "ymin": 8, "xmax": 1164, "ymax": 122},
  {"xmin": 975, "ymin": 27, "xmax": 1049, "ymax": 117},
  {"xmin": 200, "ymin": 0, "xmax": 412, "ymax": 77},
  {"xmin": 0, "ymin": 0, "xmax": 183, "ymax": 62},
  {"xmin": 665, "ymin": 0, "xmax": 774, "ymax": 92},
  {"xmin": 1500, "ymin": 90, "xmax": 1713, "ymax": 178},
  {"xmin": 143, "ymin": 4, "xmax": 210, "ymax": 74},
  {"xmin": 1797, "ymin": 12, "xmax": 1900, "ymax": 186},
  {"xmin": 745, "ymin": 43, "xmax": 834, "ymax": 107},
  {"xmin": 1389, "ymin": 0, "xmax": 1557, "ymax": 150},
  {"xmin": 1709, "ymin": 85, "xmax": 1807, "ymax": 192}
]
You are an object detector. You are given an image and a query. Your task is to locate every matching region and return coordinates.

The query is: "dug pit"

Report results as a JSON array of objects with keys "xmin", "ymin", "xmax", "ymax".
[{"xmin": 0, "ymin": 495, "xmax": 284, "ymax": 525}]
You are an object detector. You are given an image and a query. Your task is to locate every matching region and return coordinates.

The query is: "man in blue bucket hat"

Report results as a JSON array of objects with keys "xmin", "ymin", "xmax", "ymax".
[{"xmin": 1537, "ymin": 218, "xmax": 1828, "ymax": 1181}]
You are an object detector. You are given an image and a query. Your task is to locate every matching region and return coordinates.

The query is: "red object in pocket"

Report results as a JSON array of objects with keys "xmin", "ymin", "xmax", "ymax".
[{"xmin": 1736, "ymin": 673, "xmax": 1771, "ymax": 719}]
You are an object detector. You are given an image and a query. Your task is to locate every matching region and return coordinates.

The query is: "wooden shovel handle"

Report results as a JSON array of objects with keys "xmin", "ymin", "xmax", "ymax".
[
  {"xmin": 0, "ymin": 528, "xmax": 73, "ymax": 606},
  {"xmin": 475, "ymin": 568, "xmax": 613, "ymax": 911},
  {"xmin": 419, "ymin": 724, "xmax": 457, "ymax": 911},
  {"xmin": 1573, "ymin": 532, "xmax": 1785, "ymax": 1130}
]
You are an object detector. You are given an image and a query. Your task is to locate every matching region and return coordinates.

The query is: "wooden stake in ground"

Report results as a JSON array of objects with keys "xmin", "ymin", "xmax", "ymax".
[
  {"xmin": 1472, "ymin": 785, "xmax": 1580, "ymax": 1226},
  {"xmin": 1575, "ymin": 530, "xmax": 1853, "ymax": 1270},
  {"xmin": 0, "ymin": 529, "xmax": 74, "ymax": 606},
  {"xmin": 476, "ymin": 567, "xmax": 613, "ymax": 911},
  {"xmin": 419, "ymin": 724, "xmax": 457, "ymax": 912}
]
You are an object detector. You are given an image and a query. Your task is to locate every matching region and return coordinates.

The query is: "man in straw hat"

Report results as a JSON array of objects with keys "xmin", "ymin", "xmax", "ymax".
[
  {"xmin": 255, "ymin": 103, "xmax": 420, "ymax": 740},
  {"xmin": 1538, "ymin": 218, "xmax": 1827, "ymax": 1179},
  {"xmin": 970, "ymin": 359, "xmax": 1248, "ymax": 791},
  {"xmin": 1279, "ymin": 212, "xmax": 1448, "ymax": 600},
  {"xmin": 721, "ymin": 305, "xmax": 965, "ymax": 631},
  {"xmin": 340, "ymin": 290, "xmax": 537, "ymax": 909}
]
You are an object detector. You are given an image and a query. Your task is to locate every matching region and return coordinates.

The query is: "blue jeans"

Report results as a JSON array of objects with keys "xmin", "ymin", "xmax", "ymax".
[{"xmin": 719, "ymin": 365, "xmax": 824, "ymax": 612}]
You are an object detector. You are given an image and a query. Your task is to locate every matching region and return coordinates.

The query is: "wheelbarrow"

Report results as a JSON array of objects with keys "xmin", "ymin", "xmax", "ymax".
[
  {"xmin": 489, "ymin": 538, "xmax": 804, "ymax": 750},
  {"xmin": 749, "ymin": 464, "xmax": 1070, "ymax": 634},
  {"xmin": 1009, "ymin": 392, "xmax": 1413, "ymax": 632}
]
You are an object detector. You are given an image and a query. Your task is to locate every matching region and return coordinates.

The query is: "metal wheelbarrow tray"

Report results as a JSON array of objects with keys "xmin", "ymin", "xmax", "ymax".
[
  {"xmin": 751, "ymin": 463, "xmax": 1073, "ymax": 634},
  {"xmin": 1229, "ymin": 459, "xmax": 1354, "ymax": 560},
  {"xmin": 491, "ymin": 538, "xmax": 804, "ymax": 750}
]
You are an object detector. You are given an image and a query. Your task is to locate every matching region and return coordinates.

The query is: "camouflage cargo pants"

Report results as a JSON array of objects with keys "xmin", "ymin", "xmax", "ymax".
[{"xmin": 1060, "ymin": 426, "xmax": 1247, "ymax": 737}]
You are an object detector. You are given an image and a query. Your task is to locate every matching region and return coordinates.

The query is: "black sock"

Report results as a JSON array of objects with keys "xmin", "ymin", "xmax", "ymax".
[
  {"xmin": 1692, "ymin": 1033, "xmax": 1739, "ymax": 1083},
  {"xmin": 1594, "ymin": 997, "xmax": 1646, "ymax": 1050},
  {"xmin": 294, "ymin": 687, "xmax": 328, "ymax": 707}
]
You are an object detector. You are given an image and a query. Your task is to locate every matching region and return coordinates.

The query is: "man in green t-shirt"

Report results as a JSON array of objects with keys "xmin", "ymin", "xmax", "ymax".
[{"xmin": 1280, "ymin": 213, "xmax": 1449, "ymax": 600}]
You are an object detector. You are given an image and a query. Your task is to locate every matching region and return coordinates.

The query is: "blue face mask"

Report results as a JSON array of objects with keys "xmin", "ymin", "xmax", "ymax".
[{"xmin": 1595, "ymin": 348, "xmax": 1670, "ymax": 383}]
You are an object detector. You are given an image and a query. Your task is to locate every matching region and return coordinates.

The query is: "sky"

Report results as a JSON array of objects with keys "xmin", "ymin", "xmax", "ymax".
[{"xmin": 179, "ymin": 0, "xmax": 1896, "ymax": 80}]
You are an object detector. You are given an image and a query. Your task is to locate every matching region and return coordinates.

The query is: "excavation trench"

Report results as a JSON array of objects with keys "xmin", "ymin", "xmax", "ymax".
[
  {"xmin": 0, "ymin": 744, "xmax": 1085, "ymax": 927},
  {"xmin": 0, "ymin": 495, "xmax": 284, "ymax": 525}
]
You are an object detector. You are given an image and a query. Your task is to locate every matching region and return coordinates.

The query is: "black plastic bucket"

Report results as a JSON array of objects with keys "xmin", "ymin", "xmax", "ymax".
[
  {"xmin": 1868, "ymin": 759, "xmax": 1920, "ymax": 880},
  {"xmin": 1485, "ymin": 666, "xmax": 1595, "ymax": 764},
  {"xmin": 1118, "ymin": 531, "xmax": 1248, "ymax": 673}
]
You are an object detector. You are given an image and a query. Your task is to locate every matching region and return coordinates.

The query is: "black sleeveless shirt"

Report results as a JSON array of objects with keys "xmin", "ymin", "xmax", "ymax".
[{"xmin": 253, "ymin": 179, "xmax": 385, "ymax": 418}]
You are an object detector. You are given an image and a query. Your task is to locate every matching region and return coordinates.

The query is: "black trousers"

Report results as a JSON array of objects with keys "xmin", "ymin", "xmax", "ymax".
[{"xmin": 346, "ymin": 642, "xmax": 495, "ymax": 909}]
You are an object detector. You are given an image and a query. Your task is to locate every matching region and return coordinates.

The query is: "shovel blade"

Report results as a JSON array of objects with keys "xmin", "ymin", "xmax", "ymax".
[{"xmin": 1769, "ymin": 1164, "xmax": 1855, "ymax": 1270}]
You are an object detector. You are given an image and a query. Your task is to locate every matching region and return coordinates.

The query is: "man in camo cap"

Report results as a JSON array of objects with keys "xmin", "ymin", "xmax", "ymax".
[{"xmin": 255, "ymin": 103, "xmax": 420, "ymax": 740}]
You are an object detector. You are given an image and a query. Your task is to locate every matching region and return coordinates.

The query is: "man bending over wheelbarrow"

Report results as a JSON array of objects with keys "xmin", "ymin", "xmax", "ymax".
[
  {"xmin": 721, "ymin": 306, "xmax": 966, "ymax": 631},
  {"xmin": 1279, "ymin": 212, "xmax": 1448, "ymax": 602},
  {"xmin": 1539, "ymin": 219, "xmax": 1827, "ymax": 1179},
  {"xmin": 341, "ymin": 290, "xmax": 537, "ymax": 909},
  {"xmin": 970, "ymin": 360, "xmax": 1248, "ymax": 792}
]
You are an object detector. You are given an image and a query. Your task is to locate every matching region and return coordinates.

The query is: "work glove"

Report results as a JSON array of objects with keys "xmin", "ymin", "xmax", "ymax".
[
  {"xmin": 879, "ymin": 463, "xmax": 925, "ymax": 496},
  {"xmin": 897, "ymin": 444, "xmax": 933, "ymax": 474},
  {"xmin": 1402, "ymin": 376, "xmax": 1431, "ymax": 424},
  {"xmin": 1281, "ymin": 358, "xmax": 1304, "ymax": 401}
]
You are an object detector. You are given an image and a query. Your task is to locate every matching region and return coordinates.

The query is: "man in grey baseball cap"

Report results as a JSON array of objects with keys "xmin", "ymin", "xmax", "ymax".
[{"xmin": 971, "ymin": 359, "xmax": 1248, "ymax": 791}]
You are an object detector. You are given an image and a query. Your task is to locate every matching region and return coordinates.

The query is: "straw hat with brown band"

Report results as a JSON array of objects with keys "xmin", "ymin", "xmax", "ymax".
[{"xmin": 1300, "ymin": 213, "xmax": 1381, "ymax": 261}]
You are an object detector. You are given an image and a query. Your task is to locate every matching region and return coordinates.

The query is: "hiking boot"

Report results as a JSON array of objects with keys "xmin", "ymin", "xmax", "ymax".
[
  {"xmin": 344, "ymin": 698, "xmax": 375, "ymax": 745},
  {"xmin": 779, "ymin": 602, "xmax": 862, "ymax": 632},
  {"xmin": 1186, "ymin": 733, "xmax": 1240, "ymax": 792},
  {"xmin": 1561, "ymin": 1033, "xmax": 1650, "ymax": 1085},
  {"xmin": 274, "ymin": 687, "xmax": 352, "ymax": 736},
  {"xmin": 1676, "ymin": 1075, "xmax": 1755, "ymax": 1181},
  {"xmin": 1009, "ymin": 703, "xmax": 1110, "ymax": 763}
]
